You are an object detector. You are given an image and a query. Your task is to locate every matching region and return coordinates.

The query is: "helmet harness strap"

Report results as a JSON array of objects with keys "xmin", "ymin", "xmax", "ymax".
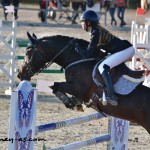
[{"xmin": 85, "ymin": 21, "xmax": 90, "ymax": 32}]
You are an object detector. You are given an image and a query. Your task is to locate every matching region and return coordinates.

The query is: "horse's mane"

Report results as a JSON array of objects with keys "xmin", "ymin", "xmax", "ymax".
[
  {"xmin": 39, "ymin": 35, "xmax": 89, "ymax": 49},
  {"xmin": 39, "ymin": 35, "xmax": 88, "ymax": 43}
]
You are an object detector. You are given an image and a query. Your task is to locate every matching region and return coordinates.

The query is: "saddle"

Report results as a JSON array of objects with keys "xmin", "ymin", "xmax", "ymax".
[{"xmin": 92, "ymin": 61, "xmax": 145, "ymax": 94}]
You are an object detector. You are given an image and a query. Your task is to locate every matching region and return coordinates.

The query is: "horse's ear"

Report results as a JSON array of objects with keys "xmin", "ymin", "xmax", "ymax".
[
  {"xmin": 32, "ymin": 33, "xmax": 37, "ymax": 40},
  {"xmin": 27, "ymin": 31, "xmax": 32, "ymax": 39},
  {"xmin": 27, "ymin": 31, "xmax": 36, "ymax": 45}
]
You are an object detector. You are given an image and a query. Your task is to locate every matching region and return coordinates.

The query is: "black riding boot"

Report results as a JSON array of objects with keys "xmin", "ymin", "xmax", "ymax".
[{"xmin": 101, "ymin": 69, "xmax": 118, "ymax": 106}]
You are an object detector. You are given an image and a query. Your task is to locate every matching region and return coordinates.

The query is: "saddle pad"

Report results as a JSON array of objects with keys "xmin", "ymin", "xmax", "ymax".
[{"xmin": 114, "ymin": 76, "xmax": 142, "ymax": 95}]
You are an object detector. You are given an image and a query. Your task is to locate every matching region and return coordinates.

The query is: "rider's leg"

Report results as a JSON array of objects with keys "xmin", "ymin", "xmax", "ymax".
[
  {"xmin": 98, "ymin": 46, "xmax": 135, "ymax": 106},
  {"xmin": 101, "ymin": 65, "xmax": 118, "ymax": 106}
]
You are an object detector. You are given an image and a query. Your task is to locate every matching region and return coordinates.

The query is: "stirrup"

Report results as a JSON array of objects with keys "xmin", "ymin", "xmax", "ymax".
[
  {"xmin": 107, "ymin": 95, "xmax": 118, "ymax": 106},
  {"xmin": 105, "ymin": 90, "xmax": 118, "ymax": 106}
]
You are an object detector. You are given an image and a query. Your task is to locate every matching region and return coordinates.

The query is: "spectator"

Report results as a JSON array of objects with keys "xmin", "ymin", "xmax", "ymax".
[
  {"xmin": 1, "ymin": 0, "xmax": 20, "ymax": 20},
  {"xmin": 104, "ymin": 0, "xmax": 110, "ymax": 11},
  {"xmin": 12, "ymin": 0, "xmax": 20, "ymax": 20},
  {"xmin": 86, "ymin": 0, "xmax": 102, "ymax": 17},
  {"xmin": 1, "ymin": 0, "xmax": 11, "ymax": 20},
  {"xmin": 108, "ymin": 0, "xmax": 117, "ymax": 26},
  {"xmin": 71, "ymin": 2, "xmax": 86, "ymax": 24},
  {"xmin": 116, "ymin": 0, "xmax": 126, "ymax": 27},
  {"xmin": 141, "ymin": 0, "xmax": 148, "ymax": 12}
]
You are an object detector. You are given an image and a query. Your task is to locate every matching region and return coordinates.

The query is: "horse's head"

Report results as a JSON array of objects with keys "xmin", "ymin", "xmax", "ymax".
[
  {"xmin": 17, "ymin": 32, "xmax": 48, "ymax": 81},
  {"xmin": 17, "ymin": 33, "xmax": 89, "ymax": 81}
]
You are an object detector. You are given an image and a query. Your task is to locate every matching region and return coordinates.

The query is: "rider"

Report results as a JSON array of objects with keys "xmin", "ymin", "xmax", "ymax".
[{"xmin": 78, "ymin": 10, "xmax": 135, "ymax": 106}]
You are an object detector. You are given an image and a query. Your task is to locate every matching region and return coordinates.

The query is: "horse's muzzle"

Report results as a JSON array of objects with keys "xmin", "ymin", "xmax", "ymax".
[{"xmin": 17, "ymin": 71, "xmax": 31, "ymax": 81}]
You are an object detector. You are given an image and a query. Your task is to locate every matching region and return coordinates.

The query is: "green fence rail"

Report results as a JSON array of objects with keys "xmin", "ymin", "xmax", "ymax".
[
  {"xmin": 17, "ymin": 39, "xmax": 30, "ymax": 47},
  {"xmin": 9, "ymin": 39, "xmax": 30, "ymax": 47}
]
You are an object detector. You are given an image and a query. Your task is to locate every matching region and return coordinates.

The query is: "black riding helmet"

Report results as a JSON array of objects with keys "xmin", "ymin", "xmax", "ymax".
[{"xmin": 80, "ymin": 10, "xmax": 99, "ymax": 30}]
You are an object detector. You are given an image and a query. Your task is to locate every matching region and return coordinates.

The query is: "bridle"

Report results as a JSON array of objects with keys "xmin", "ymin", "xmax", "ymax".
[
  {"xmin": 24, "ymin": 39, "xmax": 75, "ymax": 76},
  {"xmin": 23, "ymin": 47, "xmax": 47, "ymax": 76}
]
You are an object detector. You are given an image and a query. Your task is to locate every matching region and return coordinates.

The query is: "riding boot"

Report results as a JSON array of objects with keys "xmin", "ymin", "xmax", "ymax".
[{"xmin": 101, "ymin": 69, "xmax": 118, "ymax": 106}]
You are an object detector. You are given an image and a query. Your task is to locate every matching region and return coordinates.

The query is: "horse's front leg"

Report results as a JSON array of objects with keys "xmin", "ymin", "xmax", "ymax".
[
  {"xmin": 50, "ymin": 82, "xmax": 85, "ymax": 111},
  {"xmin": 51, "ymin": 81, "xmax": 90, "ymax": 100}
]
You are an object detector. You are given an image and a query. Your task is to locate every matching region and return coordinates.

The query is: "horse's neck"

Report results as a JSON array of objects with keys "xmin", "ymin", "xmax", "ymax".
[
  {"xmin": 54, "ymin": 47, "xmax": 83, "ymax": 68},
  {"xmin": 49, "ymin": 36, "xmax": 89, "ymax": 67},
  {"xmin": 54, "ymin": 55, "xmax": 82, "ymax": 69}
]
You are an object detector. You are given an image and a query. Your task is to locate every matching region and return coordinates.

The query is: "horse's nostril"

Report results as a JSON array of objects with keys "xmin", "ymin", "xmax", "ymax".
[
  {"xmin": 17, "ymin": 74, "xmax": 20, "ymax": 79},
  {"xmin": 17, "ymin": 72, "xmax": 24, "ymax": 81}
]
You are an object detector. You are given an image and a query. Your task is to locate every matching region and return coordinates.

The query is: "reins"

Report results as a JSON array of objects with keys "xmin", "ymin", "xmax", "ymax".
[
  {"xmin": 60, "ymin": 46, "xmax": 72, "ymax": 71},
  {"xmin": 30, "ymin": 39, "xmax": 76, "ymax": 75}
]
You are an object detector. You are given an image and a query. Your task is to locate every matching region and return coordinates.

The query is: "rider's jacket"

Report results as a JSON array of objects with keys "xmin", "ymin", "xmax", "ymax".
[{"xmin": 85, "ymin": 25, "xmax": 133, "ymax": 58}]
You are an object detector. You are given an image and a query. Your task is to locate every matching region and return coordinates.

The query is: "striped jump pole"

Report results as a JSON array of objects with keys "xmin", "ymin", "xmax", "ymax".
[
  {"xmin": 8, "ymin": 81, "xmax": 129, "ymax": 150},
  {"xmin": 48, "ymin": 134, "xmax": 111, "ymax": 150},
  {"xmin": 35, "ymin": 112, "xmax": 107, "ymax": 133}
]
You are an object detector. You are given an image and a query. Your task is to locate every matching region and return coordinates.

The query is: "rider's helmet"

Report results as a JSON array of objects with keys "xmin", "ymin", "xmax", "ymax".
[{"xmin": 80, "ymin": 10, "xmax": 99, "ymax": 28}]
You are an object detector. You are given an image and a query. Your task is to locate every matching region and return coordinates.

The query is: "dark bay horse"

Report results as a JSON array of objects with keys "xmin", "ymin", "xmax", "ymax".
[{"xmin": 17, "ymin": 32, "xmax": 150, "ymax": 134}]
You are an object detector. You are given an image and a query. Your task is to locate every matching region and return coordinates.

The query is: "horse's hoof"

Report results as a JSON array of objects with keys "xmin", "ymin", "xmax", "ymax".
[{"xmin": 73, "ymin": 105, "xmax": 85, "ymax": 112}]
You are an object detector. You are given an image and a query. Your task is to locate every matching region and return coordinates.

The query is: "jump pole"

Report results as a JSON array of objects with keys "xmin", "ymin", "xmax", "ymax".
[
  {"xmin": 48, "ymin": 134, "xmax": 111, "ymax": 150},
  {"xmin": 35, "ymin": 112, "xmax": 107, "ymax": 133}
]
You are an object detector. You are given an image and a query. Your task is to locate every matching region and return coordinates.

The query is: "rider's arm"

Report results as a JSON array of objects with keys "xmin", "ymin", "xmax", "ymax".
[{"xmin": 85, "ymin": 29, "xmax": 100, "ymax": 58}]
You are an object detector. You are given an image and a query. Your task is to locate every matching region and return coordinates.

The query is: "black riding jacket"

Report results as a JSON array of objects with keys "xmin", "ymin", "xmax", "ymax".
[{"xmin": 85, "ymin": 25, "xmax": 133, "ymax": 58}]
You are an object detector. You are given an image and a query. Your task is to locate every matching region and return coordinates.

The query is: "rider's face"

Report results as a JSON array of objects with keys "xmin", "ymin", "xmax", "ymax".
[
  {"xmin": 81, "ymin": 21, "xmax": 91, "ymax": 32},
  {"xmin": 81, "ymin": 21, "xmax": 86, "ymax": 30}
]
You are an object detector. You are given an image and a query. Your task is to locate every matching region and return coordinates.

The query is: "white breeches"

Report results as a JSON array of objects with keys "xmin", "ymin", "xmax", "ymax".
[{"xmin": 98, "ymin": 46, "xmax": 135, "ymax": 74}]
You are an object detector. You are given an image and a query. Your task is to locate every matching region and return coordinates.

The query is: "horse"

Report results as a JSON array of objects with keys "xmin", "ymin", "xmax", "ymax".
[{"xmin": 17, "ymin": 32, "xmax": 150, "ymax": 134}]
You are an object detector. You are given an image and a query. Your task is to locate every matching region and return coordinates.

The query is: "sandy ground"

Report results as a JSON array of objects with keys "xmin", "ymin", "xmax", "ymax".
[{"xmin": 0, "ymin": 4, "xmax": 150, "ymax": 150}]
